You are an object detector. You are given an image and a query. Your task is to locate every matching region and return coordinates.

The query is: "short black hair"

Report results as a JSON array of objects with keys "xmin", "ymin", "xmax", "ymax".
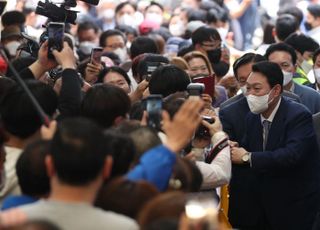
[
  {"xmin": 284, "ymin": 33, "xmax": 319, "ymax": 55},
  {"xmin": 145, "ymin": 1, "xmax": 164, "ymax": 12},
  {"xmin": 115, "ymin": 2, "xmax": 137, "ymax": 15},
  {"xmin": 275, "ymin": 14, "xmax": 298, "ymax": 41},
  {"xmin": 50, "ymin": 118, "xmax": 109, "ymax": 186},
  {"xmin": 265, "ymin": 42, "xmax": 297, "ymax": 65},
  {"xmin": 16, "ymin": 140, "xmax": 50, "ymax": 197},
  {"xmin": 307, "ymin": 4, "xmax": 320, "ymax": 18},
  {"xmin": 81, "ymin": 84, "xmax": 131, "ymax": 128},
  {"xmin": 313, "ymin": 48, "xmax": 320, "ymax": 64},
  {"xmin": 233, "ymin": 53, "xmax": 266, "ymax": 79},
  {"xmin": 187, "ymin": 9, "xmax": 207, "ymax": 22},
  {"xmin": 97, "ymin": 66, "xmax": 131, "ymax": 86},
  {"xmin": 77, "ymin": 21, "xmax": 99, "ymax": 34},
  {"xmin": 277, "ymin": 5, "xmax": 304, "ymax": 25},
  {"xmin": 192, "ymin": 26, "xmax": 221, "ymax": 46},
  {"xmin": 2, "ymin": 11, "xmax": 25, "ymax": 27},
  {"xmin": 149, "ymin": 65, "xmax": 191, "ymax": 97},
  {"xmin": 130, "ymin": 36, "xmax": 159, "ymax": 59},
  {"xmin": 0, "ymin": 77, "xmax": 16, "ymax": 103},
  {"xmin": 207, "ymin": 6, "xmax": 229, "ymax": 24},
  {"xmin": 252, "ymin": 61, "xmax": 283, "ymax": 92},
  {"xmin": 0, "ymin": 80, "xmax": 58, "ymax": 139},
  {"xmin": 99, "ymin": 29, "xmax": 126, "ymax": 48}
]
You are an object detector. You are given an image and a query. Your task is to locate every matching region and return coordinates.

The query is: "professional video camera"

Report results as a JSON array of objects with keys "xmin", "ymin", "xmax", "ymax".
[{"xmin": 35, "ymin": 0, "xmax": 100, "ymax": 24}]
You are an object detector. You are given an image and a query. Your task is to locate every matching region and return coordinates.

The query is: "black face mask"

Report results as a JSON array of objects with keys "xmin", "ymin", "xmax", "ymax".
[
  {"xmin": 207, "ymin": 48, "xmax": 221, "ymax": 64},
  {"xmin": 304, "ymin": 22, "xmax": 313, "ymax": 31},
  {"xmin": 212, "ymin": 61, "xmax": 230, "ymax": 77}
]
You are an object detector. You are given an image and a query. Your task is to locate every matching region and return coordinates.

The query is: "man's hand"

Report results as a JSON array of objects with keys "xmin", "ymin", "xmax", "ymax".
[
  {"xmin": 202, "ymin": 115, "xmax": 222, "ymax": 136},
  {"xmin": 41, "ymin": 120, "xmax": 57, "ymax": 140},
  {"xmin": 52, "ymin": 42, "xmax": 76, "ymax": 69},
  {"xmin": 129, "ymin": 79, "xmax": 149, "ymax": 102},
  {"xmin": 84, "ymin": 62, "xmax": 103, "ymax": 84},
  {"xmin": 162, "ymin": 99, "xmax": 204, "ymax": 153},
  {"xmin": 231, "ymin": 147, "xmax": 247, "ymax": 164},
  {"xmin": 201, "ymin": 93, "xmax": 213, "ymax": 109}
]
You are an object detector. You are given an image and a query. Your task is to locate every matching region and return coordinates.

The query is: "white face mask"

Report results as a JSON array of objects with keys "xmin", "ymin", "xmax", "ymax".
[
  {"xmin": 301, "ymin": 60, "xmax": 313, "ymax": 74},
  {"xmin": 5, "ymin": 41, "xmax": 21, "ymax": 57},
  {"xmin": 314, "ymin": 68, "xmax": 320, "ymax": 83},
  {"xmin": 113, "ymin": 47, "xmax": 127, "ymax": 63},
  {"xmin": 100, "ymin": 9, "xmax": 115, "ymax": 20},
  {"xmin": 282, "ymin": 70, "xmax": 293, "ymax": 86},
  {"xmin": 117, "ymin": 14, "xmax": 136, "ymax": 27},
  {"xmin": 169, "ymin": 21, "xmax": 185, "ymax": 37},
  {"xmin": 246, "ymin": 89, "xmax": 274, "ymax": 114},
  {"xmin": 78, "ymin": 41, "xmax": 97, "ymax": 55},
  {"xmin": 145, "ymin": 13, "xmax": 163, "ymax": 25}
]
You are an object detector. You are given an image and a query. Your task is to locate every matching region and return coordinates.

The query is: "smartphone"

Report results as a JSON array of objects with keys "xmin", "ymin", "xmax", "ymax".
[
  {"xmin": 146, "ymin": 95, "xmax": 163, "ymax": 130},
  {"xmin": 187, "ymin": 83, "xmax": 205, "ymax": 99},
  {"xmin": 47, "ymin": 22, "xmax": 65, "ymax": 59},
  {"xmin": 192, "ymin": 75, "xmax": 215, "ymax": 97},
  {"xmin": 144, "ymin": 62, "xmax": 161, "ymax": 81},
  {"xmin": 90, "ymin": 47, "xmax": 103, "ymax": 64}
]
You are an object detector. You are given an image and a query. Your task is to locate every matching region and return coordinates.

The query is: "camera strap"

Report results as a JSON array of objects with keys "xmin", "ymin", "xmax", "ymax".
[{"xmin": 205, "ymin": 137, "xmax": 228, "ymax": 164}]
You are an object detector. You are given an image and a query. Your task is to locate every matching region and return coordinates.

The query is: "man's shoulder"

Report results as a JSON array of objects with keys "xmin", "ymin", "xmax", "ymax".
[
  {"xmin": 220, "ymin": 94, "xmax": 244, "ymax": 110},
  {"xmin": 295, "ymin": 83, "xmax": 320, "ymax": 98},
  {"xmin": 18, "ymin": 200, "xmax": 138, "ymax": 229}
]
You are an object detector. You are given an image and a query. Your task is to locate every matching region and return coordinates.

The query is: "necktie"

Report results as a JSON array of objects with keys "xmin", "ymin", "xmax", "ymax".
[{"xmin": 263, "ymin": 120, "xmax": 271, "ymax": 150}]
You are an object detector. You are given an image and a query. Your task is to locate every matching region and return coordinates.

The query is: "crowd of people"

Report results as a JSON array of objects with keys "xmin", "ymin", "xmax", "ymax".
[{"xmin": 0, "ymin": 0, "xmax": 320, "ymax": 229}]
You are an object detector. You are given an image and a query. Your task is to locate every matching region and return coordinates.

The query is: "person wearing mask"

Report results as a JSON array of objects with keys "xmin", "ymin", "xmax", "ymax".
[
  {"xmin": 313, "ymin": 47, "xmax": 320, "ymax": 91},
  {"xmin": 230, "ymin": 61, "xmax": 320, "ymax": 230},
  {"xmin": 76, "ymin": 21, "xmax": 100, "ymax": 60},
  {"xmin": 305, "ymin": 3, "xmax": 320, "ymax": 45},
  {"xmin": 266, "ymin": 43, "xmax": 320, "ymax": 114}
]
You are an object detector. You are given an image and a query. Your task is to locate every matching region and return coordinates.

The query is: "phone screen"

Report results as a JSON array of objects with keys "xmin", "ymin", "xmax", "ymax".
[
  {"xmin": 146, "ymin": 95, "xmax": 162, "ymax": 130},
  {"xmin": 90, "ymin": 47, "xmax": 103, "ymax": 64},
  {"xmin": 48, "ymin": 22, "xmax": 64, "ymax": 59}
]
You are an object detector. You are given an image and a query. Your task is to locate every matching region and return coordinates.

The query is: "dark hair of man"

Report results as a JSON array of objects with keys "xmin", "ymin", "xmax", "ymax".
[
  {"xmin": 150, "ymin": 27, "xmax": 172, "ymax": 42},
  {"xmin": 187, "ymin": 9, "xmax": 207, "ymax": 22},
  {"xmin": 0, "ymin": 77, "xmax": 16, "ymax": 103},
  {"xmin": 277, "ymin": 6, "xmax": 304, "ymax": 25},
  {"xmin": 16, "ymin": 140, "xmax": 50, "ymax": 197},
  {"xmin": 6, "ymin": 57, "xmax": 37, "ymax": 80},
  {"xmin": 233, "ymin": 53, "xmax": 266, "ymax": 80},
  {"xmin": 104, "ymin": 130, "xmax": 135, "ymax": 177},
  {"xmin": 99, "ymin": 29, "xmax": 126, "ymax": 48},
  {"xmin": 313, "ymin": 48, "xmax": 320, "ymax": 64},
  {"xmin": 307, "ymin": 4, "xmax": 320, "ymax": 18},
  {"xmin": 149, "ymin": 65, "xmax": 191, "ymax": 97},
  {"xmin": 207, "ymin": 6, "xmax": 229, "ymax": 24},
  {"xmin": 191, "ymin": 26, "xmax": 221, "ymax": 46},
  {"xmin": 145, "ymin": 1, "xmax": 164, "ymax": 12},
  {"xmin": 284, "ymin": 33, "xmax": 319, "ymax": 55},
  {"xmin": 265, "ymin": 42, "xmax": 297, "ymax": 65},
  {"xmin": 130, "ymin": 36, "xmax": 159, "ymax": 59},
  {"xmin": 177, "ymin": 45, "xmax": 195, "ymax": 57},
  {"xmin": 275, "ymin": 14, "xmax": 299, "ymax": 41},
  {"xmin": 2, "ymin": 11, "xmax": 25, "ymax": 27},
  {"xmin": 77, "ymin": 21, "xmax": 99, "ymax": 34},
  {"xmin": 81, "ymin": 84, "xmax": 131, "ymax": 129},
  {"xmin": 50, "ymin": 117, "xmax": 108, "ymax": 186},
  {"xmin": 115, "ymin": 1, "xmax": 137, "ymax": 15},
  {"xmin": 252, "ymin": 61, "xmax": 284, "ymax": 92},
  {"xmin": 97, "ymin": 66, "xmax": 131, "ymax": 86},
  {"xmin": 115, "ymin": 25, "xmax": 138, "ymax": 37},
  {"xmin": 0, "ymin": 80, "xmax": 58, "ymax": 139}
]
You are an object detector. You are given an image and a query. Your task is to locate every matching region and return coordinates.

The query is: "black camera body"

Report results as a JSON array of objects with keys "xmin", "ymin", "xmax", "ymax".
[{"xmin": 195, "ymin": 115, "xmax": 215, "ymax": 138}]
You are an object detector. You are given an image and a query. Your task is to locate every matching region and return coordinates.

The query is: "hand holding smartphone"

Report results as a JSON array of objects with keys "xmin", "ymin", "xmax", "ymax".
[
  {"xmin": 90, "ymin": 47, "xmax": 103, "ymax": 64},
  {"xmin": 47, "ymin": 22, "xmax": 65, "ymax": 59}
]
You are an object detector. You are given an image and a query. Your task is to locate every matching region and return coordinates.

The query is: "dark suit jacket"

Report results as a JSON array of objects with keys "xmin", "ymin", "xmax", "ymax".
[
  {"xmin": 294, "ymin": 83, "xmax": 320, "ymax": 114},
  {"xmin": 230, "ymin": 98, "xmax": 320, "ymax": 229}
]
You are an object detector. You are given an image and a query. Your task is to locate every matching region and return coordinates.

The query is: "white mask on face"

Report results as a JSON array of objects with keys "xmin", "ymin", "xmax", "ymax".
[
  {"xmin": 78, "ymin": 41, "xmax": 97, "ymax": 55},
  {"xmin": 101, "ymin": 9, "xmax": 115, "ymax": 20},
  {"xmin": 113, "ymin": 47, "xmax": 127, "ymax": 63},
  {"xmin": 5, "ymin": 41, "xmax": 21, "ymax": 57},
  {"xmin": 314, "ymin": 68, "xmax": 320, "ymax": 83},
  {"xmin": 169, "ymin": 21, "xmax": 185, "ymax": 37},
  {"xmin": 301, "ymin": 60, "xmax": 313, "ymax": 74},
  {"xmin": 117, "ymin": 14, "xmax": 136, "ymax": 27},
  {"xmin": 281, "ymin": 70, "xmax": 293, "ymax": 86},
  {"xmin": 246, "ymin": 89, "xmax": 274, "ymax": 114},
  {"xmin": 145, "ymin": 13, "xmax": 163, "ymax": 25}
]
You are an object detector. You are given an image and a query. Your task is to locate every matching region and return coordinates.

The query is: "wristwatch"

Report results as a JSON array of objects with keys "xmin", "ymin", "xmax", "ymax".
[{"xmin": 241, "ymin": 152, "xmax": 251, "ymax": 164}]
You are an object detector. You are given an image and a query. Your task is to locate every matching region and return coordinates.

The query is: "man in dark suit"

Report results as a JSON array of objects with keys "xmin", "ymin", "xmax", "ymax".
[
  {"xmin": 230, "ymin": 61, "xmax": 320, "ymax": 230},
  {"xmin": 266, "ymin": 42, "xmax": 320, "ymax": 114}
]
